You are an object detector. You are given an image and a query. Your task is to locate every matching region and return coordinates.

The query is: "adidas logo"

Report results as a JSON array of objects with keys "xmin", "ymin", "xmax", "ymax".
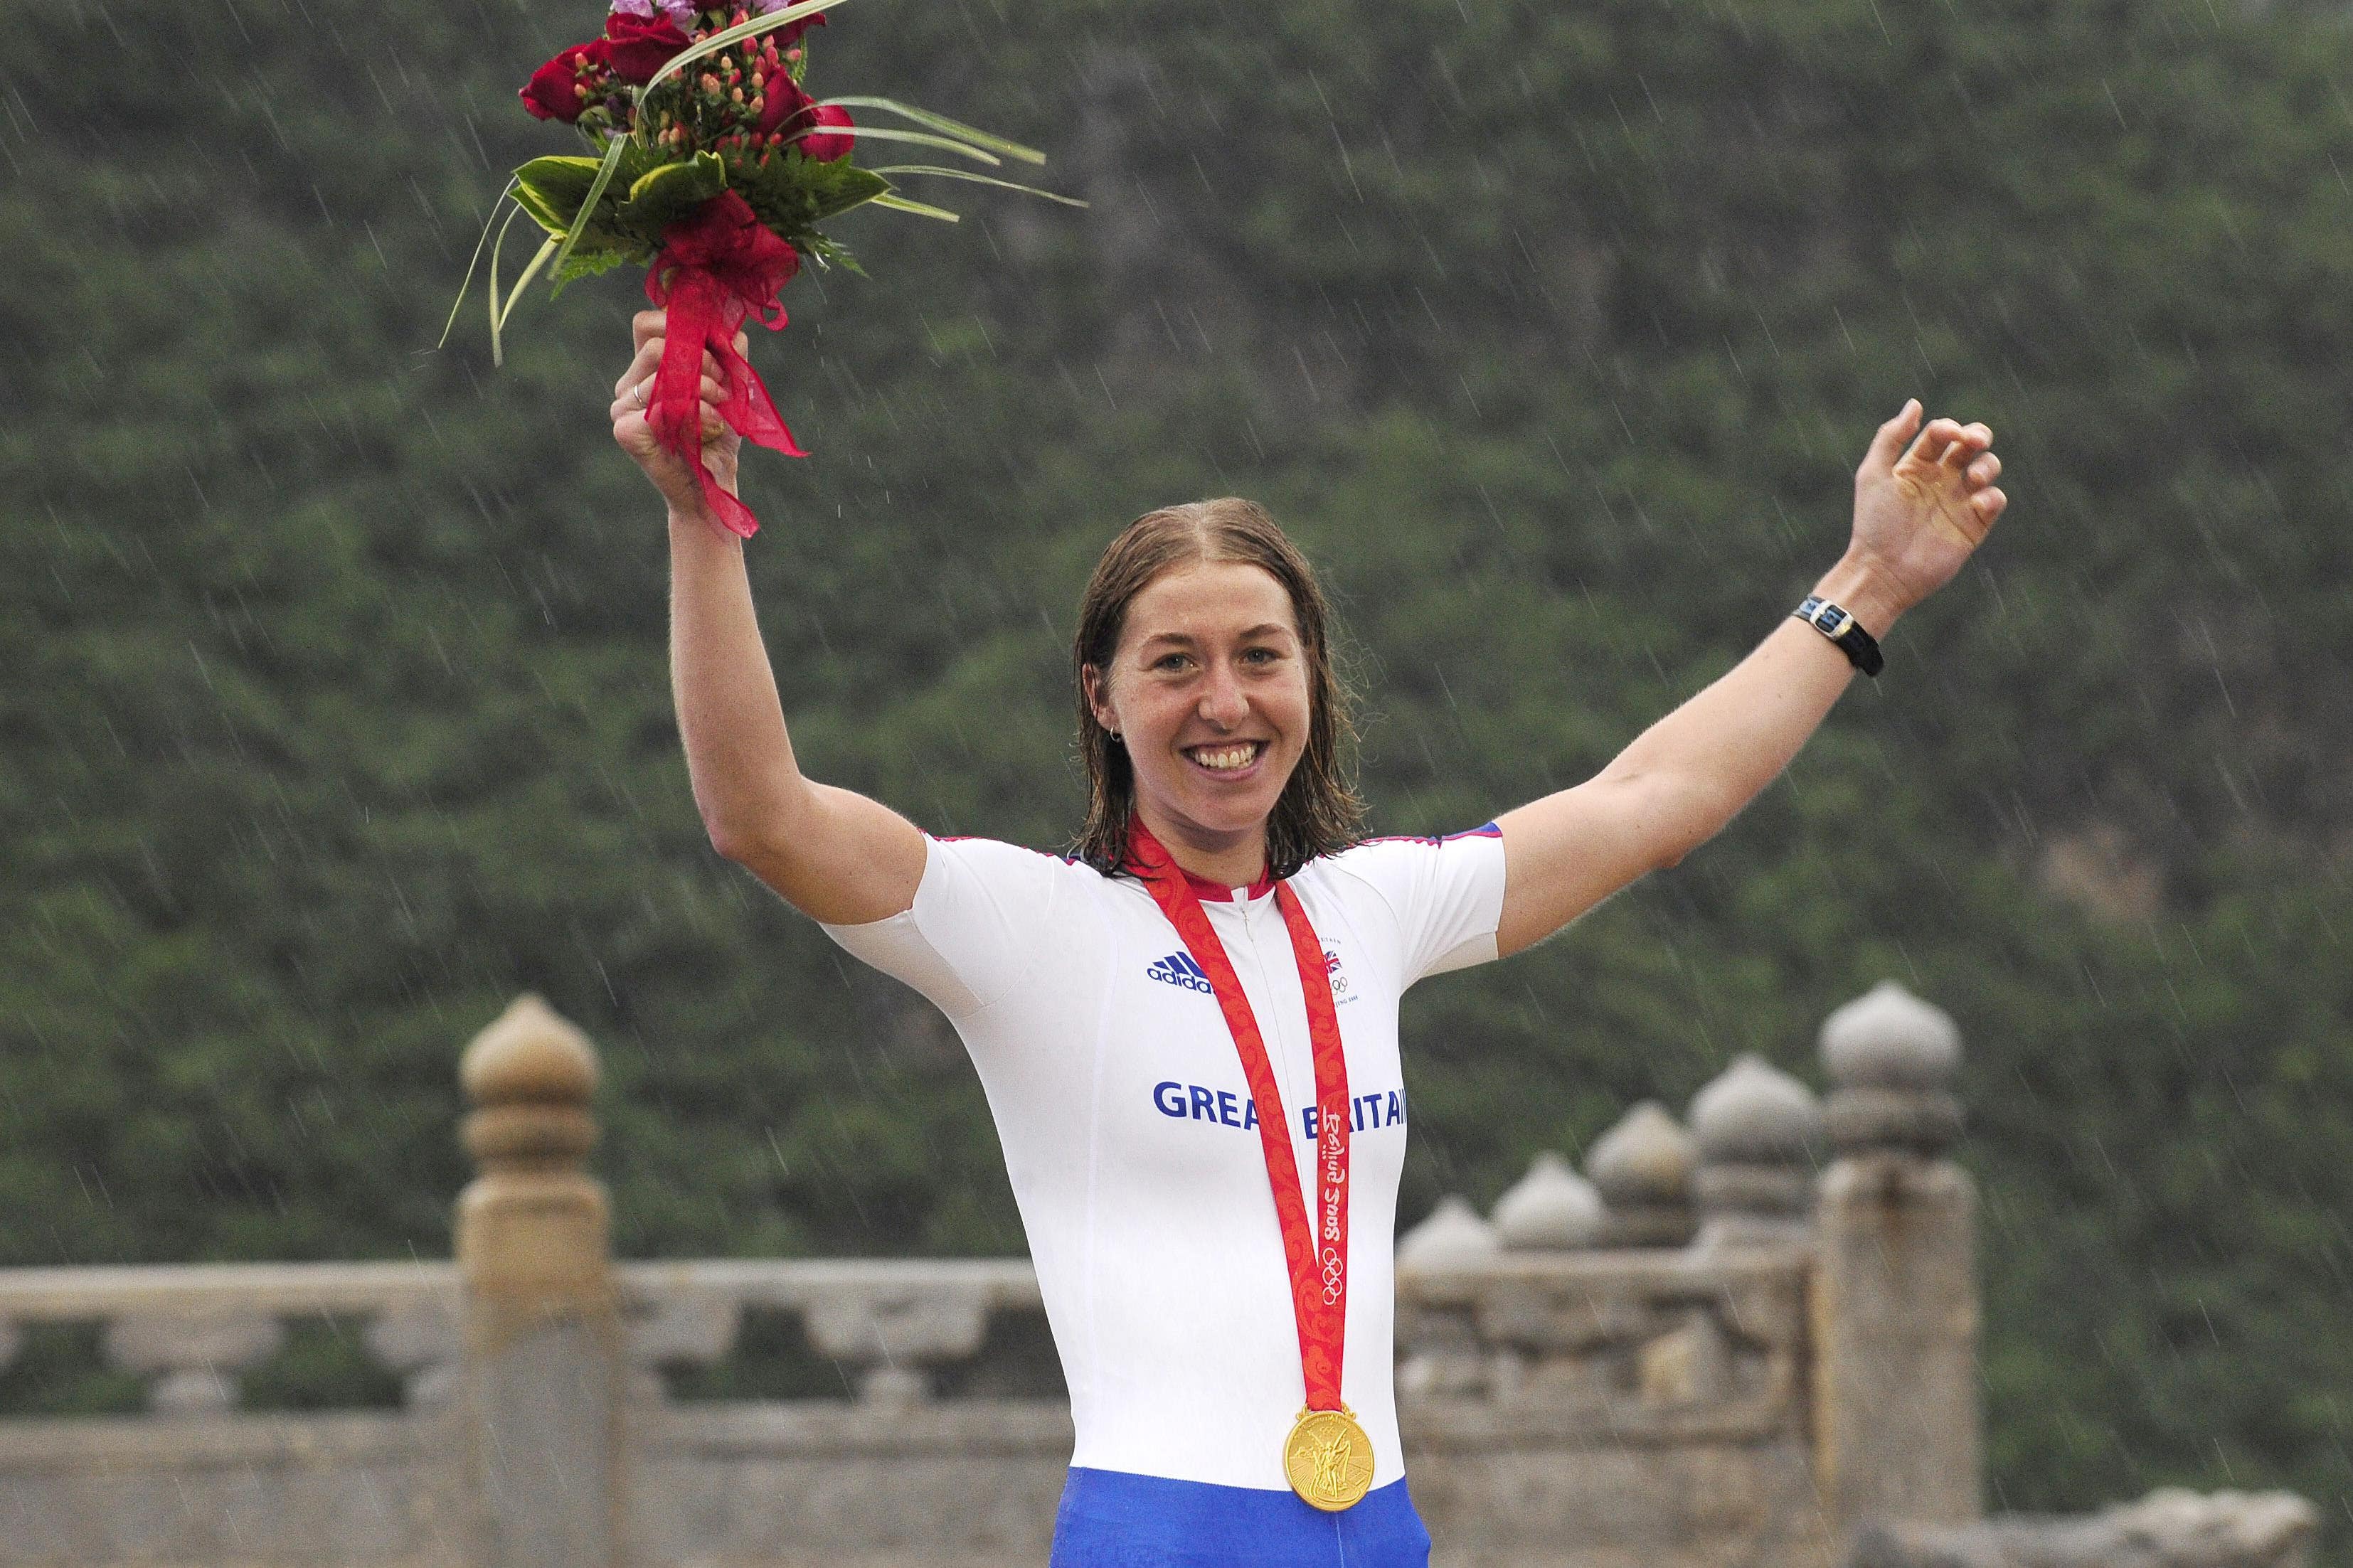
[{"xmin": 1145, "ymin": 952, "xmax": 1216, "ymax": 993}]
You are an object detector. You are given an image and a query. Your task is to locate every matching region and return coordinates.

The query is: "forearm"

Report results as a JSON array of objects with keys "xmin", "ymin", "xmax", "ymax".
[
  {"xmin": 667, "ymin": 506, "xmax": 812, "ymax": 850},
  {"xmin": 1600, "ymin": 554, "xmax": 1900, "ymax": 860},
  {"xmin": 1494, "ymin": 555, "xmax": 1897, "ymax": 954}
]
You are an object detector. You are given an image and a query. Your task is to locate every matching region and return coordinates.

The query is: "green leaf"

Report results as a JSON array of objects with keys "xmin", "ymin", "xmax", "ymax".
[
  {"xmin": 551, "ymin": 245, "xmax": 633, "ymax": 289},
  {"xmin": 807, "ymin": 125, "xmax": 1002, "ymax": 166},
  {"xmin": 733, "ymin": 151, "xmax": 891, "ymax": 236},
  {"xmin": 496, "ymin": 235, "xmax": 559, "ymax": 341},
  {"xmin": 487, "ymin": 205, "xmax": 529, "ymax": 368},
  {"xmin": 802, "ymin": 233, "xmax": 866, "ymax": 277},
  {"xmin": 436, "ymin": 177, "xmax": 520, "ymax": 351},
  {"xmin": 516, "ymin": 142, "xmax": 664, "ymax": 261},
  {"xmin": 868, "ymin": 191, "xmax": 960, "ymax": 223},
  {"xmin": 549, "ymin": 134, "xmax": 632, "ymax": 283},
  {"xmin": 512, "ymin": 155, "xmax": 609, "ymax": 235},
  {"xmin": 866, "ymin": 165, "xmax": 1088, "ymax": 208},
  {"xmin": 619, "ymin": 151, "xmax": 728, "ymax": 232},
  {"xmin": 805, "ymin": 161, "xmax": 892, "ymax": 222},
  {"xmin": 817, "ymin": 97, "xmax": 1048, "ymax": 165}
]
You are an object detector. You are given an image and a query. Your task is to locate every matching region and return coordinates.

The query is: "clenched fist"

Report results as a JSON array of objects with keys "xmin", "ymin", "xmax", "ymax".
[{"xmin": 612, "ymin": 308, "xmax": 746, "ymax": 523}]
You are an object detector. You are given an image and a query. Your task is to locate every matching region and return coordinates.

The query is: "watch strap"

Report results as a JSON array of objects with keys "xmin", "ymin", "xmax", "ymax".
[{"xmin": 1793, "ymin": 596, "xmax": 1884, "ymax": 677}]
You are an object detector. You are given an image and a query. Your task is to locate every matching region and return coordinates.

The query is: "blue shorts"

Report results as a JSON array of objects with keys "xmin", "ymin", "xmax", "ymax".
[{"xmin": 1048, "ymin": 1467, "xmax": 1433, "ymax": 1567}]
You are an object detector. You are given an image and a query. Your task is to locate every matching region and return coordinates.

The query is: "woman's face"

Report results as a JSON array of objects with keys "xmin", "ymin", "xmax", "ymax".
[{"xmin": 1088, "ymin": 560, "xmax": 1313, "ymax": 853}]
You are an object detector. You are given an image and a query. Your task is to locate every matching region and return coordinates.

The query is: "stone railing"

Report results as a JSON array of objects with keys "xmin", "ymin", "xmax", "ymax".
[{"xmin": 0, "ymin": 986, "xmax": 2313, "ymax": 1568}]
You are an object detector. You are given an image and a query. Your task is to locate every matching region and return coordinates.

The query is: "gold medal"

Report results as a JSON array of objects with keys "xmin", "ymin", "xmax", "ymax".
[{"xmin": 1282, "ymin": 1405, "xmax": 1376, "ymax": 1511}]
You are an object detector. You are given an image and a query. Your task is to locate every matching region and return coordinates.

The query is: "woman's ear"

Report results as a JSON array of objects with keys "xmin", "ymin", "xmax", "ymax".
[{"xmin": 1082, "ymin": 663, "xmax": 1119, "ymax": 736}]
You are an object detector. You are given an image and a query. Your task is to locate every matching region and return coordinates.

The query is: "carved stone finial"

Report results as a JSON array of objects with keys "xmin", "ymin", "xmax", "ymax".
[
  {"xmin": 1491, "ymin": 1153, "xmax": 1605, "ymax": 1250},
  {"xmin": 1396, "ymin": 1196, "xmax": 1502, "ymax": 1270},
  {"xmin": 1689, "ymin": 1055, "xmax": 1822, "ymax": 1244},
  {"xmin": 460, "ymin": 993, "xmax": 600, "ymax": 1173},
  {"xmin": 1820, "ymin": 981, "xmax": 1964, "ymax": 1156},
  {"xmin": 1691, "ymin": 1055, "xmax": 1822, "ymax": 1165},
  {"xmin": 1822, "ymin": 980, "xmax": 1959, "ymax": 1089},
  {"xmin": 1586, "ymin": 1102, "xmax": 1697, "ymax": 1247}
]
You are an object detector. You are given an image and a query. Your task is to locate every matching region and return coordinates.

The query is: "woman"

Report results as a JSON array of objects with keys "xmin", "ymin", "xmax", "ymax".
[{"xmin": 610, "ymin": 311, "xmax": 2006, "ymax": 1565}]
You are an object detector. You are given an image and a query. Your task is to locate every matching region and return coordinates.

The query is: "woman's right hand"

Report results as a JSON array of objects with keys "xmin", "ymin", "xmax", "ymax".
[{"xmin": 611, "ymin": 309, "xmax": 746, "ymax": 521}]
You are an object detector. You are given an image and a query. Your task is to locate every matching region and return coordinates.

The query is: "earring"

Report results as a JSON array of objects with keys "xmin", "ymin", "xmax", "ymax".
[{"xmin": 1108, "ymin": 730, "xmax": 1122, "ymax": 742}]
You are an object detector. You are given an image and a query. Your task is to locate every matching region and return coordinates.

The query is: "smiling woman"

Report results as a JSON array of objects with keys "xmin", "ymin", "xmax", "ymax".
[
  {"xmin": 611, "ymin": 307, "xmax": 2007, "ymax": 1567},
  {"xmin": 1069, "ymin": 500, "xmax": 1362, "ymax": 887}
]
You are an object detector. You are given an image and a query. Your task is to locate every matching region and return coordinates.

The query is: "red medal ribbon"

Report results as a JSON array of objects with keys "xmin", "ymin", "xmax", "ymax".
[
  {"xmin": 642, "ymin": 191, "xmax": 808, "ymax": 540},
  {"xmin": 1126, "ymin": 821, "xmax": 1351, "ymax": 1414}
]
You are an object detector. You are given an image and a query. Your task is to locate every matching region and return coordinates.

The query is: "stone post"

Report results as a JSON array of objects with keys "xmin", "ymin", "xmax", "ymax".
[
  {"xmin": 1585, "ymin": 1102, "xmax": 1697, "ymax": 1247},
  {"xmin": 1689, "ymin": 1055, "xmax": 1822, "ymax": 1249},
  {"xmin": 1810, "ymin": 981, "xmax": 1980, "ymax": 1540},
  {"xmin": 1490, "ymin": 1153, "xmax": 1605, "ymax": 1250},
  {"xmin": 1393, "ymin": 1198, "xmax": 1502, "ymax": 1401},
  {"xmin": 455, "ymin": 994, "xmax": 620, "ymax": 1568}
]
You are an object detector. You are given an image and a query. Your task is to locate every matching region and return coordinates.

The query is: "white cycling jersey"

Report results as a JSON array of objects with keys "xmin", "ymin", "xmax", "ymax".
[{"xmin": 822, "ymin": 825, "xmax": 1507, "ymax": 1558}]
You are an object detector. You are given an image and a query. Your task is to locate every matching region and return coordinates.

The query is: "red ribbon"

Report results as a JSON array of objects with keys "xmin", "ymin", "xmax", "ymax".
[
  {"xmin": 1125, "ymin": 821, "xmax": 1353, "ymax": 1414},
  {"xmin": 643, "ymin": 191, "xmax": 806, "ymax": 540}
]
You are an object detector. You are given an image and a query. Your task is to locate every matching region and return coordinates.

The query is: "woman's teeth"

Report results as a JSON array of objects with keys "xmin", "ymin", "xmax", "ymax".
[{"xmin": 1189, "ymin": 742, "xmax": 1262, "ymax": 772}]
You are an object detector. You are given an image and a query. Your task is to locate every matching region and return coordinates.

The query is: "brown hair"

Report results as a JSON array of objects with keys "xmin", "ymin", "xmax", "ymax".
[{"xmin": 1071, "ymin": 498, "xmax": 1364, "ymax": 880}]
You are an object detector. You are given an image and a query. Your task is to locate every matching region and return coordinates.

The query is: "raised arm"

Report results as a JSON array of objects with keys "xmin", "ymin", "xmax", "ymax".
[
  {"xmin": 1492, "ymin": 400, "xmax": 2007, "ymax": 957},
  {"xmin": 612, "ymin": 309, "xmax": 925, "ymax": 925}
]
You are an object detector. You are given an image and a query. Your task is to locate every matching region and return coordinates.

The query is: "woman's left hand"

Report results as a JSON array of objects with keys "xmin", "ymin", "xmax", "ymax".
[{"xmin": 1842, "ymin": 399, "xmax": 2008, "ymax": 627}]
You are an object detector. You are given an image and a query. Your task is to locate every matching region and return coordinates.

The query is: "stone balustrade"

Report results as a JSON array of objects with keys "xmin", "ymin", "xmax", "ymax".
[
  {"xmin": 0, "ymin": 1261, "xmax": 460, "ymax": 1414},
  {"xmin": 1397, "ymin": 1247, "xmax": 1805, "ymax": 1436},
  {"xmin": 616, "ymin": 1257, "xmax": 1048, "ymax": 1407},
  {"xmin": 0, "ymin": 982, "xmax": 2309, "ymax": 1568}
]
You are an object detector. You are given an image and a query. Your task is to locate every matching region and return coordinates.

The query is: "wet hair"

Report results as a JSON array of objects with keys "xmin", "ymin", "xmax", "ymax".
[{"xmin": 1071, "ymin": 498, "xmax": 1364, "ymax": 880}]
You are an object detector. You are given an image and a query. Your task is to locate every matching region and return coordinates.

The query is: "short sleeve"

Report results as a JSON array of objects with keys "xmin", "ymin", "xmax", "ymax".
[
  {"xmin": 819, "ymin": 836, "xmax": 1075, "ymax": 1020},
  {"xmin": 1322, "ymin": 826, "xmax": 1509, "ymax": 986}
]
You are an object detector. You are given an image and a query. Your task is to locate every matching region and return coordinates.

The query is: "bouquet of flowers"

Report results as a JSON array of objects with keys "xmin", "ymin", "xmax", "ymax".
[{"xmin": 448, "ymin": 0, "xmax": 1079, "ymax": 537}]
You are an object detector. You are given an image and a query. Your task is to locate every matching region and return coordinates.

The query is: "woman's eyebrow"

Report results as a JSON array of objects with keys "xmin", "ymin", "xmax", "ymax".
[{"xmin": 1137, "ymin": 623, "xmax": 1294, "ymax": 651}]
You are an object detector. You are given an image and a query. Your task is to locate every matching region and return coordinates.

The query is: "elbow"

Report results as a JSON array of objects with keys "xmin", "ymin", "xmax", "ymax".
[
  {"xmin": 702, "ymin": 811, "xmax": 768, "ymax": 867},
  {"xmin": 704, "ymin": 820, "xmax": 750, "ymax": 864},
  {"xmin": 703, "ymin": 785, "xmax": 811, "ymax": 869},
  {"xmin": 1645, "ymin": 826, "xmax": 1707, "ymax": 873},
  {"xmin": 1649, "ymin": 801, "xmax": 1736, "ymax": 873}
]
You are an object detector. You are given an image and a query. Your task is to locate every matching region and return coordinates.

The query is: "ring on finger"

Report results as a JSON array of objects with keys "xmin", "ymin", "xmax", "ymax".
[{"xmin": 632, "ymin": 378, "xmax": 649, "ymax": 410}]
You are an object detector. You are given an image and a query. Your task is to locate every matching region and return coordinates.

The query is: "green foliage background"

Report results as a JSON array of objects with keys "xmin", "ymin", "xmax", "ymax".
[{"xmin": 5, "ymin": 0, "xmax": 2352, "ymax": 1545}]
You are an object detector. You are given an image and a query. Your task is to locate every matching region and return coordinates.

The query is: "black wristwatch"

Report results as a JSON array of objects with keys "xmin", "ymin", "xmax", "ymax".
[{"xmin": 1793, "ymin": 596, "xmax": 1884, "ymax": 677}]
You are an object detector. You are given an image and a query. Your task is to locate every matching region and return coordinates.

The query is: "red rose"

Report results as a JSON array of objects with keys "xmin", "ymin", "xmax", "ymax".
[
  {"xmin": 602, "ymin": 14, "xmax": 691, "ymax": 85},
  {"xmin": 799, "ymin": 102, "xmax": 854, "ymax": 161},
  {"xmin": 773, "ymin": 9, "xmax": 826, "ymax": 47},
  {"xmin": 755, "ymin": 76, "xmax": 814, "ymax": 138},
  {"xmin": 752, "ymin": 80, "xmax": 850, "ymax": 160},
  {"xmin": 520, "ymin": 43, "xmax": 602, "ymax": 122}
]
